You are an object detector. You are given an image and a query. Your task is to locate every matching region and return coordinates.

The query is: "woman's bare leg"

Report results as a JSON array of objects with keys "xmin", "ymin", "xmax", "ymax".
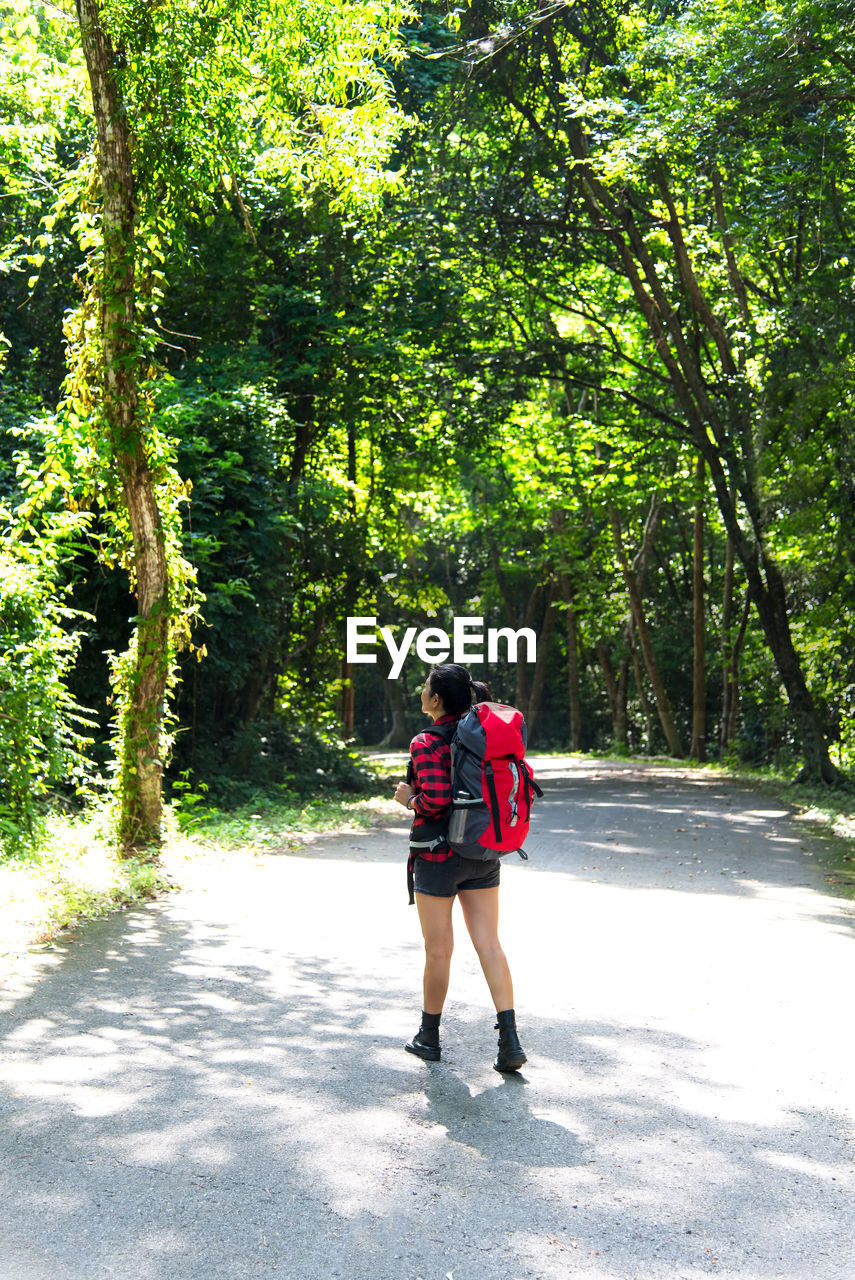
[
  {"xmin": 458, "ymin": 886, "xmax": 514, "ymax": 1012},
  {"xmin": 414, "ymin": 893, "xmax": 455, "ymax": 1015}
]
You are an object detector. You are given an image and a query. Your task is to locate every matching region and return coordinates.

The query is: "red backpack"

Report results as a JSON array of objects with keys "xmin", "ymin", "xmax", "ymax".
[{"xmin": 422, "ymin": 702, "xmax": 543, "ymax": 861}]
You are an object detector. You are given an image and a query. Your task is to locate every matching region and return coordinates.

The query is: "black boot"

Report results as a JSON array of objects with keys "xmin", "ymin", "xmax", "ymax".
[
  {"xmin": 405, "ymin": 1011, "xmax": 441, "ymax": 1062},
  {"xmin": 494, "ymin": 1008, "xmax": 527, "ymax": 1073}
]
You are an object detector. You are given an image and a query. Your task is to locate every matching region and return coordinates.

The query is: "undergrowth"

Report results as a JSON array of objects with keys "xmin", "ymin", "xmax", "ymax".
[
  {"xmin": 718, "ymin": 763, "xmax": 855, "ymax": 841},
  {"xmin": 0, "ymin": 808, "xmax": 171, "ymax": 969},
  {"xmin": 170, "ymin": 790, "xmax": 390, "ymax": 850}
]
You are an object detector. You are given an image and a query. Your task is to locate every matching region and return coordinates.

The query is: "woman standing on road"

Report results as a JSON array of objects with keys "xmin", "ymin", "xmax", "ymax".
[{"xmin": 393, "ymin": 663, "xmax": 527, "ymax": 1073}]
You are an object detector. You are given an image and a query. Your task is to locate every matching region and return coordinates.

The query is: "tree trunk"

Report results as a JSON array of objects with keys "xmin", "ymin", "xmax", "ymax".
[
  {"xmin": 514, "ymin": 583, "xmax": 543, "ymax": 719},
  {"xmin": 615, "ymin": 653, "xmax": 630, "ymax": 753},
  {"xmin": 76, "ymin": 0, "xmax": 170, "ymax": 850},
  {"xmin": 727, "ymin": 591, "xmax": 751, "ymax": 747},
  {"xmin": 567, "ymin": 610, "xmax": 583, "ymax": 751},
  {"xmin": 610, "ymin": 504, "xmax": 685, "ymax": 757},
  {"xmin": 379, "ymin": 677, "xmax": 410, "ymax": 749},
  {"xmin": 598, "ymin": 644, "xmax": 628, "ymax": 753},
  {"xmin": 599, "ymin": 645, "xmax": 617, "ymax": 719},
  {"xmin": 238, "ymin": 665, "xmax": 269, "ymax": 727},
  {"xmin": 374, "ymin": 628, "xmax": 410, "ymax": 747},
  {"xmin": 562, "ymin": 575, "xmax": 583, "ymax": 751},
  {"xmin": 629, "ymin": 634, "xmax": 654, "ymax": 754},
  {"xmin": 526, "ymin": 581, "xmax": 557, "ymax": 744},
  {"xmin": 753, "ymin": 557, "xmax": 836, "ymax": 782},
  {"xmin": 720, "ymin": 532, "xmax": 736, "ymax": 751},
  {"xmin": 341, "ymin": 661, "xmax": 355, "ymax": 736},
  {"xmin": 691, "ymin": 456, "xmax": 706, "ymax": 760},
  {"xmin": 702, "ymin": 442, "xmax": 839, "ymax": 780}
]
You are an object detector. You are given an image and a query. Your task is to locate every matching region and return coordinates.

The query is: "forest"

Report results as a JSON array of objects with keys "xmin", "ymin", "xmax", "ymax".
[{"xmin": 1, "ymin": 0, "xmax": 853, "ymax": 858}]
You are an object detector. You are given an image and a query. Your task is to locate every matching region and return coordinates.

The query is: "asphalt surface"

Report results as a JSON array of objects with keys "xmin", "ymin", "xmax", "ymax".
[{"xmin": 2, "ymin": 758, "xmax": 855, "ymax": 1280}]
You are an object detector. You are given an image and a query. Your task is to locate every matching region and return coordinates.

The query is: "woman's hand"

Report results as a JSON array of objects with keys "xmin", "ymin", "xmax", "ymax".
[{"xmin": 395, "ymin": 781, "xmax": 416, "ymax": 808}]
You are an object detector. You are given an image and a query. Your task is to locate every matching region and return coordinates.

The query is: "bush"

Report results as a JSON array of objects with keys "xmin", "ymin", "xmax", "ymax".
[
  {"xmin": 0, "ymin": 545, "xmax": 93, "ymax": 855},
  {"xmin": 168, "ymin": 714, "xmax": 374, "ymax": 807}
]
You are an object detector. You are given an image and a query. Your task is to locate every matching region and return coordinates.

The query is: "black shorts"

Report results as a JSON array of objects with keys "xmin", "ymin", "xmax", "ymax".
[{"xmin": 414, "ymin": 851, "xmax": 501, "ymax": 898}]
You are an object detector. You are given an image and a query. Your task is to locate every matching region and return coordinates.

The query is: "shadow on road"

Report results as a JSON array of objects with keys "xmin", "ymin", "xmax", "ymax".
[
  {"xmin": 286, "ymin": 760, "xmax": 855, "ymax": 925},
  {"xmin": 420, "ymin": 1066, "xmax": 588, "ymax": 1169},
  {"xmin": 2, "ymin": 862, "xmax": 854, "ymax": 1279}
]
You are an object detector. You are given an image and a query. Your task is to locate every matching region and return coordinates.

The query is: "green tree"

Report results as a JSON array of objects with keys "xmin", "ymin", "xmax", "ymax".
[
  {"xmin": 437, "ymin": 0, "xmax": 854, "ymax": 779},
  {"xmin": 3, "ymin": 0, "xmax": 413, "ymax": 846}
]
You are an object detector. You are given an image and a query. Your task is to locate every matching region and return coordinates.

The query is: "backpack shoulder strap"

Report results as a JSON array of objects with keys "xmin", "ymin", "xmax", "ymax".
[
  {"xmin": 421, "ymin": 720, "xmax": 456, "ymax": 745},
  {"xmin": 407, "ymin": 719, "xmax": 455, "ymax": 785}
]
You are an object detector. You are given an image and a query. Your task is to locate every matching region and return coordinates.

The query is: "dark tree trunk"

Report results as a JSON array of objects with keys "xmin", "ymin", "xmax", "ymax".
[
  {"xmin": 341, "ymin": 661, "xmax": 355, "ymax": 737},
  {"xmin": 720, "ymin": 532, "xmax": 736, "ymax": 751},
  {"xmin": 691, "ymin": 456, "xmax": 706, "ymax": 760},
  {"xmin": 238, "ymin": 667, "xmax": 269, "ymax": 727},
  {"xmin": 726, "ymin": 591, "xmax": 751, "ymax": 748},
  {"xmin": 379, "ymin": 677, "xmax": 410, "ymax": 749},
  {"xmin": 629, "ymin": 634, "xmax": 654, "ymax": 754},
  {"xmin": 515, "ymin": 584, "xmax": 543, "ymax": 720},
  {"xmin": 526, "ymin": 581, "xmax": 557, "ymax": 744},
  {"xmin": 488, "ymin": 538, "xmax": 542, "ymax": 718},
  {"xmin": 599, "ymin": 644, "xmax": 628, "ymax": 752},
  {"xmin": 562, "ymin": 575, "xmax": 583, "ymax": 751},
  {"xmin": 700, "ymin": 442, "xmax": 839, "ymax": 780},
  {"xmin": 616, "ymin": 653, "xmax": 630, "ymax": 752},
  {"xmin": 610, "ymin": 504, "xmax": 685, "ymax": 757},
  {"xmin": 375, "ymin": 635, "xmax": 410, "ymax": 748}
]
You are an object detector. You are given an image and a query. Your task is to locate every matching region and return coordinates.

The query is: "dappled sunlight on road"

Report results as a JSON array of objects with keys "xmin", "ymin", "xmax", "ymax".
[{"xmin": 2, "ymin": 761, "xmax": 855, "ymax": 1278}]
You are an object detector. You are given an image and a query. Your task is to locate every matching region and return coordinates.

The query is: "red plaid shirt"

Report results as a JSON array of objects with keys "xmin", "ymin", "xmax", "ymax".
[{"xmin": 408, "ymin": 713, "xmax": 457, "ymax": 862}]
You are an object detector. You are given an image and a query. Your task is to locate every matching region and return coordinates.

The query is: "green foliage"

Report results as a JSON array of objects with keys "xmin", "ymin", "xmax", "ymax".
[
  {"xmin": 0, "ymin": 534, "xmax": 94, "ymax": 855},
  {"xmin": 172, "ymin": 715, "xmax": 375, "ymax": 808},
  {"xmin": 170, "ymin": 788, "xmax": 386, "ymax": 847},
  {"xmin": 1, "ymin": 0, "xmax": 421, "ymax": 847},
  {"xmin": 2, "ymin": 0, "xmax": 854, "ymax": 832}
]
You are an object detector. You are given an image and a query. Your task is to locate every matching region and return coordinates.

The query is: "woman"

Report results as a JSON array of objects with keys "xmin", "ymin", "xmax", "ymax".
[{"xmin": 394, "ymin": 663, "xmax": 527, "ymax": 1073}]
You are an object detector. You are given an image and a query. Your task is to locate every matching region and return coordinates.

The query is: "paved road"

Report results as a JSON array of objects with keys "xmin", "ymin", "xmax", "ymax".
[{"xmin": 2, "ymin": 759, "xmax": 855, "ymax": 1280}]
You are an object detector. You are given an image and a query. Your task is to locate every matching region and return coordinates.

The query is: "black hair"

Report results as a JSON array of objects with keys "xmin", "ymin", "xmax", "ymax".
[{"xmin": 427, "ymin": 663, "xmax": 492, "ymax": 717}]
